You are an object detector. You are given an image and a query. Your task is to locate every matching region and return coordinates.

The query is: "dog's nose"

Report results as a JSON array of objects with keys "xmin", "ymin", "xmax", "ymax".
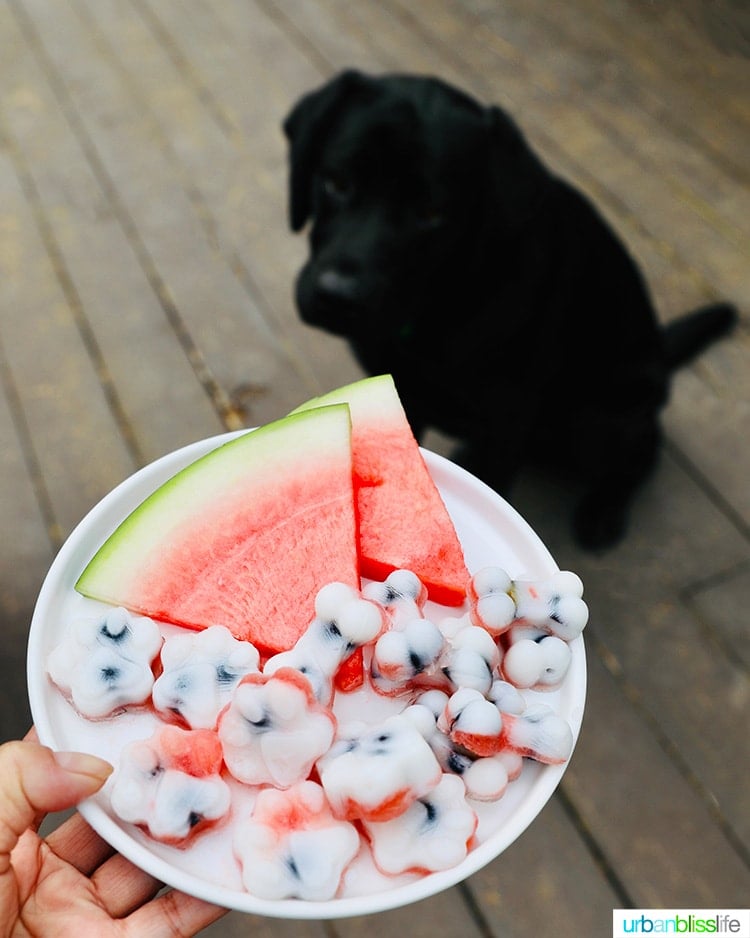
[{"xmin": 316, "ymin": 268, "xmax": 359, "ymax": 302}]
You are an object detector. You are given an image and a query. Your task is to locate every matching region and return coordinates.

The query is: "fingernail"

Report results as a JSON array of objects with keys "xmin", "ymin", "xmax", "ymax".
[{"xmin": 53, "ymin": 750, "xmax": 113, "ymax": 781}]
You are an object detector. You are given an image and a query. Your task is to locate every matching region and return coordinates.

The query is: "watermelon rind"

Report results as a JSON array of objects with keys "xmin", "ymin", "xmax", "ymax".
[{"xmin": 75, "ymin": 404, "xmax": 359, "ymax": 651}]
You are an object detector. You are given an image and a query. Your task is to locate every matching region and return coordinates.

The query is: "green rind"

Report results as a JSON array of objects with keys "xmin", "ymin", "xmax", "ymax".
[{"xmin": 75, "ymin": 404, "xmax": 353, "ymax": 601}]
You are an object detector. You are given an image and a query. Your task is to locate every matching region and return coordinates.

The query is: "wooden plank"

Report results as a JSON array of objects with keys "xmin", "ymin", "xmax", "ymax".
[
  {"xmin": 0, "ymin": 342, "xmax": 53, "ymax": 742},
  {"xmin": 201, "ymin": 911, "xmax": 328, "ymax": 938},
  {"xmin": 562, "ymin": 646, "xmax": 750, "ymax": 907},
  {"xmin": 18, "ymin": 0, "xmax": 317, "ymax": 427},
  {"xmin": 330, "ymin": 886, "xmax": 484, "ymax": 938},
  {"xmin": 468, "ymin": 794, "xmax": 624, "ymax": 937},
  {"xmin": 688, "ymin": 562, "xmax": 750, "ymax": 671},
  {"xmin": 110, "ymin": 0, "xmax": 363, "ymax": 393},
  {"xmin": 0, "ymin": 127, "xmax": 136, "ymax": 538},
  {"xmin": 2, "ymin": 0, "xmax": 225, "ymax": 467}
]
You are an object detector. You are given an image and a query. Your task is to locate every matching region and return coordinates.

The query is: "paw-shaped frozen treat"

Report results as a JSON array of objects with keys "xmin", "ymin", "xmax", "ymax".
[
  {"xmin": 47, "ymin": 606, "xmax": 162, "ymax": 719},
  {"xmin": 362, "ymin": 774, "xmax": 477, "ymax": 875},
  {"xmin": 109, "ymin": 725, "xmax": 230, "ymax": 845},
  {"xmin": 438, "ymin": 687, "xmax": 504, "ymax": 757},
  {"xmin": 233, "ymin": 781, "xmax": 360, "ymax": 901},
  {"xmin": 265, "ymin": 582, "xmax": 384, "ymax": 705},
  {"xmin": 152, "ymin": 625, "xmax": 260, "ymax": 729},
  {"xmin": 511, "ymin": 571, "xmax": 588, "ymax": 642},
  {"xmin": 502, "ymin": 634, "xmax": 571, "ymax": 690},
  {"xmin": 318, "ymin": 713, "xmax": 442, "ymax": 822},
  {"xmin": 468, "ymin": 567, "xmax": 516, "ymax": 636},
  {"xmin": 218, "ymin": 668, "xmax": 336, "ymax": 788}
]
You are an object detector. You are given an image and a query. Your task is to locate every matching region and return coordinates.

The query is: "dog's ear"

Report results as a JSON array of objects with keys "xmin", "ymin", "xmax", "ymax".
[
  {"xmin": 486, "ymin": 106, "xmax": 551, "ymax": 228},
  {"xmin": 283, "ymin": 69, "xmax": 371, "ymax": 231}
]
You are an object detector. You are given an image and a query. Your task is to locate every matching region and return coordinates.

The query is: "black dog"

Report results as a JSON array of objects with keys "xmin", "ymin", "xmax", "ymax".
[{"xmin": 283, "ymin": 69, "xmax": 737, "ymax": 550}]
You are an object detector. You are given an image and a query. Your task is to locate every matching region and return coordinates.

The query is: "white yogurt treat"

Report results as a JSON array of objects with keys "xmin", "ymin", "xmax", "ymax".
[
  {"xmin": 233, "ymin": 781, "xmax": 360, "ymax": 901},
  {"xmin": 152, "ymin": 625, "xmax": 261, "ymax": 729},
  {"xmin": 218, "ymin": 667, "xmax": 336, "ymax": 789},
  {"xmin": 109, "ymin": 725, "xmax": 231, "ymax": 845},
  {"xmin": 47, "ymin": 606, "xmax": 162, "ymax": 719}
]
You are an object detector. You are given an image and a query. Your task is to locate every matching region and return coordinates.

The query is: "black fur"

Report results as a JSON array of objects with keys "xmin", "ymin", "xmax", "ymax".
[{"xmin": 284, "ymin": 69, "xmax": 737, "ymax": 549}]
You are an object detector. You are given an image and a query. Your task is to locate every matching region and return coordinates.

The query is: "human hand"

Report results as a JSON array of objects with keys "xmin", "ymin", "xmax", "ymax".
[{"xmin": 0, "ymin": 730, "xmax": 228, "ymax": 937}]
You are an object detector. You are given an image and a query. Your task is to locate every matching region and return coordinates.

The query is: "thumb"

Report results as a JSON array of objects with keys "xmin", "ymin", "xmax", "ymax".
[{"xmin": 0, "ymin": 740, "xmax": 112, "ymax": 869}]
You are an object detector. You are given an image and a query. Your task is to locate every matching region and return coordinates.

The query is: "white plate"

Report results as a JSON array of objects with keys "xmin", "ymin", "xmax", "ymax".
[{"xmin": 27, "ymin": 432, "xmax": 586, "ymax": 920}]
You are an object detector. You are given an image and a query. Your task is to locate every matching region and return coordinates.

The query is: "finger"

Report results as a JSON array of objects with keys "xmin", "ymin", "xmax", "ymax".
[
  {"xmin": 45, "ymin": 811, "xmax": 116, "ymax": 874},
  {"xmin": 91, "ymin": 852, "xmax": 163, "ymax": 917},
  {"xmin": 0, "ymin": 741, "xmax": 112, "ymax": 873},
  {"xmin": 125, "ymin": 888, "xmax": 228, "ymax": 936}
]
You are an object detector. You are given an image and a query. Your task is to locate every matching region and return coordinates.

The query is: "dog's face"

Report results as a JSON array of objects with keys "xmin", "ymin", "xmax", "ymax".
[{"xmin": 284, "ymin": 70, "xmax": 549, "ymax": 341}]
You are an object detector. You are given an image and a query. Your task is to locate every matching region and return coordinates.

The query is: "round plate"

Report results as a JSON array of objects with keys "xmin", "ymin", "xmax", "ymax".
[{"xmin": 27, "ymin": 431, "xmax": 586, "ymax": 919}]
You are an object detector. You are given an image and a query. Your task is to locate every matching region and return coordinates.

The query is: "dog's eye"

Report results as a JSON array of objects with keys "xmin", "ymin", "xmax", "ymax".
[{"xmin": 322, "ymin": 174, "xmax": 353, "ymax": 202}]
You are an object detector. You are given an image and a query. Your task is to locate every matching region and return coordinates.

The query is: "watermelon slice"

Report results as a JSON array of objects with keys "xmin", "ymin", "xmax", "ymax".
[
  {"xmin": 293, "ymin": 374, "xmax": 469, "ymax": 605},
  {"xmin": 75, "ymin": 405, "xmax": 359, "ymax": 653}
]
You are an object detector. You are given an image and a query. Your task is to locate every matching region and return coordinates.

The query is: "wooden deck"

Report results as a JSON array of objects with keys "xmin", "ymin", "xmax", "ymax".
[{"xmin": 1, "ymin": 1, "xmax": 748, "ymax": 934}]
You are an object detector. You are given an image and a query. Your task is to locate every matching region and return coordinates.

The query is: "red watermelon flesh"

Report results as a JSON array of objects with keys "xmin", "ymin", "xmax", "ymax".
[
  {"xmin": 75, "ymin": 405, "xmax": 359, "ymax": 653},
  {"xmin": 293, "ymin": 375, "xmax": 469, "ymax": 606}
]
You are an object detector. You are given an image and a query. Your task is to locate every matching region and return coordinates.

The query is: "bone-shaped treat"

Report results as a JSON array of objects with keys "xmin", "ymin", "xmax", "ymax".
[
  {"xmin": 264, "ymin": 582, "xmax": 384, "ymax": 705},
  {"xmin": 47, "ymin": 606, "xmax": 162, "ymax": 719},
  {"xmin": 218, "ymin": 667, "xmax": 336, "ymax": 789},
  {"xmin": 152, "ymin": 625, "xmax": 260, "ymax": 729},
  {"xmin": 109, "ymin": 725, "xmax": 231, "ymax": 845},
  {"xmin": 501, "ymin": 634, "xmax": 572, "ymax": 691},
  {"xmin": 233, "ymin": 780, "xmax": 360, "ymax": 901}
]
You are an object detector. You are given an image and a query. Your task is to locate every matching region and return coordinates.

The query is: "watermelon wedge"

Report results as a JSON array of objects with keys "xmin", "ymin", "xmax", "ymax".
[
  {"xmin": 75, "ymin": 405, "xmax": 359, "ymax": 653},
  {"xmin": 293, "ymin": 374, "xmax": 469, "ymax": 605}
]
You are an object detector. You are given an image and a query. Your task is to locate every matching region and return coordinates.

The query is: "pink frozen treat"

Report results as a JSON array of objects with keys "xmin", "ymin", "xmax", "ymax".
[
  {"xmin": 362, "ymin": 774, "xmax": 477, "ymax": 875},
  {"xmin": 152, "ymin": 625, "xmax": 260, "ymax": 729},
  {"xmin": 109, "ymin": 725, "xmax": 231, "ymax": 846},
  {"xmin": 233, "ymin": 780, "xmax": 360, "ymax": 901},
  {"xmin": 47, "ymin": 606, "xmax": 162, "ymax": 720},
  {"xmin": 218, "ymin": 668, "xmax": 336, "ymax": 788},
  {"xmin": 317, "ymin": 713, "xmax": 442, "ymax": 822}
]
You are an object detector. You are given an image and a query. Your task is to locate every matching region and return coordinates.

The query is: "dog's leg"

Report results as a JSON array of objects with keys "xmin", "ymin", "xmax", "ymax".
[{"xmin": 572, "ymin": 420, "xmax": 662, "ymax": 550}]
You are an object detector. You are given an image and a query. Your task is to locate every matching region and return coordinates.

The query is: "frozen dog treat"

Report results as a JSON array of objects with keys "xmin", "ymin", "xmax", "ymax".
[
  {"xmin": 405, "ymin": 695, "xmax": 510, "ymax": 802},
  {"xmin": 439, "ymin": 687, "xmax": 505, "ymax": 757},
  {"xmin": 363, "ymin": 569, "xmax": 428, "ymax": 628},
  {"xmin": 47, "ymin": 606, "xmax": 162, "ymax": 719},
  {"xmin": 437, "ymin": 620, "xmax": 501, "ymax": 695},
  {"xmin": 362, "ymin": 774, "xmax": 477, "ymax": 875},
  {"xmin": 511, "ymin": 571, "xmax": 589, "ymax": 642},
  {"xmin": 109, "ymin": 725, "xmax": 230, "ymax": 845},
  {"xmin": 233, "ymin": 781, "xmax": 360, "ymax": 900},
  {"xmin": 218, "ymin": 668, "xmax": 336, "ymax": 788},
  {"xmin": 264, "ymin": 582, "xmax": 385, "ymax": 705},
  {"xmin": 371, "ymin": 617, "xmax": 445, "ymax": 696},
  {"xmin": 502, "ymin": 635, "xmax": 571, "ymax": 691},
  {"xmin": 468, "ymin": 567, "xmax": 516, "ymax": 636},
  {"xmin": 152, "ymin": 625, "xmax": 260, "ymax": 729},
  {"xmin": 318, "ymin": 713, "xmax": 442, "ymax": 822},
  {"xmin": 499, "ymin": 704, "xmax": 575, "ymax": 765}
]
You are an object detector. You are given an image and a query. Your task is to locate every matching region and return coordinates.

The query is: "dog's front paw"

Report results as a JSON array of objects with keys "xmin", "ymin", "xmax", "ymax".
[{"xmin": 573, "ymin": 496, "xmax": 628, "ymax": 551}]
